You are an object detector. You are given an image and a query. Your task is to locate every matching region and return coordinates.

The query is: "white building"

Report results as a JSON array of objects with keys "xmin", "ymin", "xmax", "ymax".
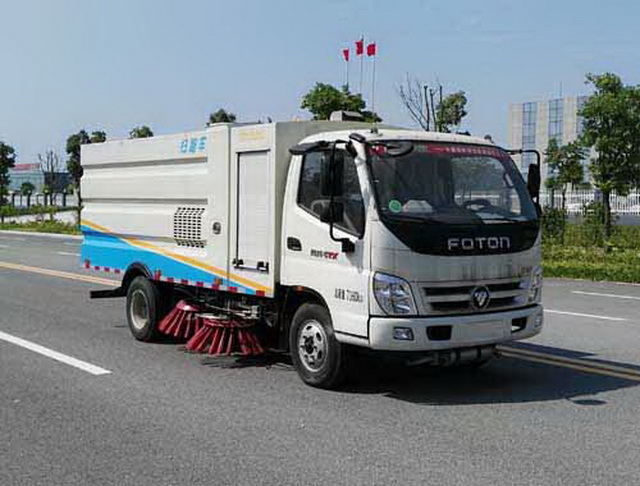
[{"xmin": 508, "ymin": 95, "xmax": 590, "ymax": 185}]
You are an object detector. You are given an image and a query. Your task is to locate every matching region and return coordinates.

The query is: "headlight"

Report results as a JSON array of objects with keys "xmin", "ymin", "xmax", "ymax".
[
  {"xmin": 528, "ymin": 266, "xmax": 543, "ymax": 303},
  {"xmin": 373, "ymin": 273, "xmax": 417, "ymax": 315}
]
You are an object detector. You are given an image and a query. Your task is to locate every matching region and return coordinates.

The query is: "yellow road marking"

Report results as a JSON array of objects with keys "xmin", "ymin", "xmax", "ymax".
[
  {"xmin": 0, "ymin": 261, "xmax": 118, "ymax": 286},
  {"xmin": 499, "ymin": 345, "xmax": 640, "ymax": 382}
]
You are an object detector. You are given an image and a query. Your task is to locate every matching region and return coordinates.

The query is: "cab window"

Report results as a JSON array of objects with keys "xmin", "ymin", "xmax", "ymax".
[{"xmin": 297, "ymin": 150, "xmax": 365, "ymax": 237}]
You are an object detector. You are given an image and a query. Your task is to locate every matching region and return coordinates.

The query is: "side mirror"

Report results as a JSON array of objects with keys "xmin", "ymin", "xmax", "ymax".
[
  {"xmin": 527, "ymin": 164, "xmax": 541, "ymax": 201},
  {"xmin": 345, "ymin": 141, "xmax": 357, "ymax": 158},
  {"xmin": 386, "ymin": 141, "xmax": 414, "ymax": 157},
  {"xmin": 320, "ymin": 201, "xmax": 345, "ymax": 224},
  {"xmin": 321, "ymin": 152, "xmax": 344, "ymax": 196},
  {"xmin": 534, "ymin": 202, "xmax": 543, "ymax": 218}
]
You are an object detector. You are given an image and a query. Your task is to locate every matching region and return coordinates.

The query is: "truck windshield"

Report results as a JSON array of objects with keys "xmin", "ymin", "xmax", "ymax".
[{"xmin": 368, "ymin": 142, "xmax": 538, "ymax": 225}]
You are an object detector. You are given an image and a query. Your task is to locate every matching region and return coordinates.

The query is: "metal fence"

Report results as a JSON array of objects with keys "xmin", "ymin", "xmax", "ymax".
[{"xmin": 540, "ymin": 190, "xmax": 640, "ymax": 215}]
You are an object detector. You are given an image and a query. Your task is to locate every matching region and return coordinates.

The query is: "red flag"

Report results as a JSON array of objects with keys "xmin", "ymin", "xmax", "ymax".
[
  {"xmin": 342, "ymin": 48, "xmax": 349, "ymax": 62},
  {"xmin": 367, "ymin": 43, "xmax": 376, "ymax": 56},
  {"xmin": 355, "ymin": 39, "xmax": 364, "ymax": 56}
]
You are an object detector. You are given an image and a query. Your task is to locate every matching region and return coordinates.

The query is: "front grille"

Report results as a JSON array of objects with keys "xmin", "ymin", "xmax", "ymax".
[{"xmin": 423, "ymin": 279, "xmax": 527, "ymax": 315}]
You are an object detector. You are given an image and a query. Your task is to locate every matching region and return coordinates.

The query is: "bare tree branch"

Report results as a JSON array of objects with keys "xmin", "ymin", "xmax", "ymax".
[
  {"xmin": 38, "ymin": 150, "xmax": 63, "ymax": 204},
  {"xmin": 397, "ymin": 74, "xmax": 430, "ymax": 130}
]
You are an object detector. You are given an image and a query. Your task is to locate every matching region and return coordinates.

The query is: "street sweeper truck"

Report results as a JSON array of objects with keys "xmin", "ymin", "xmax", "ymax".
[{"xmin": 81, "ymin": 118, "xmax": 544, "ymax": 388}]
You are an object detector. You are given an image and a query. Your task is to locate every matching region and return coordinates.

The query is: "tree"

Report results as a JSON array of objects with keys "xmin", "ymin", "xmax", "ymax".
[
  {"xmin": 437, "ymin": 90, "xmax": 468, "ymax": 133},
  {"xmin": 20, "ymin": 181, "xmax": 35, "ymax": 208},
  {"xmin": 209, "ymin": 109, "xmax": 237, "ymax": 124},
  {"xmin": 579, "ymin": 73, "xmax": 640, "ymax": 238},
  {"xmin": 66, "ymin": 130, "xmax": 106, "ymax": 224},
  {"xmin": 38, "ymin": 150, "xmax": 63, "ymax": 206},
  {"xmin": 398, "ymin": 76, "xmax": 468, "ymax": 132},
  {"xmin": 545, "ymin": 140, "xmax": 587, "ymax": 211},
  {"xmin": 91, "ymin": 131, "xmax": 106, "ymax": 143},
  {"xmin": 0, "ymin": 142, "xmax": 16, "ymax": 206},
  {"xmin": 129, "ymin": 125, "xmax": 154, "ymax": 139},
  {"xmin": 544, "ymin": 139, "xmax": 563, "ymax": 208},
  {"xmin": 300, "ymin": 83, "xmax": 381, "ymax": 122}
]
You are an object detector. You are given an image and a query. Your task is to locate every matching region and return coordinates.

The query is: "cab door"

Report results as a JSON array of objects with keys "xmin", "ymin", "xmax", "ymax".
[{"xmin": 282, "ymin": 148, "xmax": 370, "ymax": 340}]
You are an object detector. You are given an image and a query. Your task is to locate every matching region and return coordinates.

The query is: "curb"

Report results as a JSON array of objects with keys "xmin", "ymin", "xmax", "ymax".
[{"xmin": 0, "ymin": 230, "xmax": 82, "ymax": 240}]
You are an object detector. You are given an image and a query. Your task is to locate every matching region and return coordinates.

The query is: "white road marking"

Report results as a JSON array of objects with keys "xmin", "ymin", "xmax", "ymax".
[
  {"xmin": 0, "ymin": 244, "xmax": 9, "ymax": 248},
  {"xmin": 56, "ymin": 251, "xmax": 80, "ymax": 257},
  {"xmin": 572, "ymin": 290, "xmax": 640, "ymax": 301},
  {"xmin": 545, "ymin": 309, "xmax": 627, "ymax": 322},
  {"xmin": 0, "ymin": 330, "xmax": 112, "ymax": 376}
]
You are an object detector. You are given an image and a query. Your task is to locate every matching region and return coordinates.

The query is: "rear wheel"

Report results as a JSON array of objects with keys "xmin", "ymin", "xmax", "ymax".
[
  {"xmin": 126, "ymin": 276, "xmax": 162, "ymax": 342},
  {"xmin": 289, "ymin": 303, "xmax": 346, "ymax": 389}
]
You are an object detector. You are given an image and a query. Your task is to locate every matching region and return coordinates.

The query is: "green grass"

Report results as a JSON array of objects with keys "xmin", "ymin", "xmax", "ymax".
[
  {"xmin": 543, "ymin": 245, "xmax": 640, "ymax": 283},
  {"xmin": 561, "ymin": 224, "xmax": 640, "ymax": 249},
  {"xmin": 1, "ymin": 205, "xmax": 78, "ymax": 217},
  {"xmin": 0, "ymin": 220, "xmax": 81, "ymax": 235},
  {"xmin": 542, "ymin": 224, "xmax": 640, "ymax": 283}
]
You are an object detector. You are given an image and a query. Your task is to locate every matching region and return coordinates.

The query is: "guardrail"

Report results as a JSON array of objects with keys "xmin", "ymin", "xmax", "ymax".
[{"xmin": 541, "ymin": 191, "xmax": 640, "ymax": 215}]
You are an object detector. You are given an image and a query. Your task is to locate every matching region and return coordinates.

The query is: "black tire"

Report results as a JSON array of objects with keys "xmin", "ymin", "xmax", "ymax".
[
  {"xmin": 289, "ymin": 303, "xmax": 346, "ymax": 389},
  {"xmin": 126, "ymin": 276, "xmax": 162, "ymax": 342}
]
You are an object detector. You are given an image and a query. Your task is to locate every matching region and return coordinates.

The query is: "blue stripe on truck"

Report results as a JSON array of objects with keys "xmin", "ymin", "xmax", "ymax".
[{"xmin": 81, "ymin": 225, "xmax": 259, "ymax": 295}]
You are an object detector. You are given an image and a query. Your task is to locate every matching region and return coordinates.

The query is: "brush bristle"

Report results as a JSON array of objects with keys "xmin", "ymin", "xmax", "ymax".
[
  {"xmin": 185, "ymin": 316, "xmax": 264, "ymax": 356},
  {"xmin": 158, "ymin": 300, "xmax": 203, "ymax": 339}
]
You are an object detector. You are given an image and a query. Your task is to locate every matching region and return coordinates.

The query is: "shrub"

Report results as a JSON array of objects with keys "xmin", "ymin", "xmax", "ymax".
[
  {"xmin": 541, "ymin": 207, "xmax": 567, "ymax": 244},
  {"xmin": 579, "ymin": 201, "xmax": 612, "ymax": 247}
]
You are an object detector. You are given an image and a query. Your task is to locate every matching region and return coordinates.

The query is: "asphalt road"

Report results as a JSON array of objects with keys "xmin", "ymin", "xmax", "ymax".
[{"xmin": 2, "ymin": 232, "xmax": 640, "ymax": 485}]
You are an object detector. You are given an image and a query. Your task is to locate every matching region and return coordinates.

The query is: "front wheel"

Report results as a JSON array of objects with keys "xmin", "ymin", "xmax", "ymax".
[{"xmin": 289, "ymin": 303, "xmax": 347, "ymax": 389}]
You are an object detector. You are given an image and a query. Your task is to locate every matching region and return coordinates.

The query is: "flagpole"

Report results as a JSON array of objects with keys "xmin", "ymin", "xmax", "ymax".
[
  {"xmin": 371, "ymin": 51, "xmax": 376, "ymax": 113},
  {"xmin": 359, "ymin": 35, "xmax": 364, "ymax": 94},
  {"xmin": 346, "ymin": 54, "xmax": 349, "ymax": 90}
]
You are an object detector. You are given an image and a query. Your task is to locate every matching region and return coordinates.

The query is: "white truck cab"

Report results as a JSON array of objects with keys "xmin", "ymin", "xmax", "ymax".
[{"xmin": 81, "ymin": 121, "xmax": 543, "ymax": 388}]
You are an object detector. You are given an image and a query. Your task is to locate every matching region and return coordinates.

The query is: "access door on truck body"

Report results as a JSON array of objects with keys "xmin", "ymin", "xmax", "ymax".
[{"xmin": 228, "ymin": 125, "xmax": 276, "ymax": 298}]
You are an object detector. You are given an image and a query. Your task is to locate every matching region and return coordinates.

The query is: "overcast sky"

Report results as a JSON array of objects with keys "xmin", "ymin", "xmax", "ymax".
[{"xmin": 1, "ymin": 0, "xmax": 639, "ymax": 164}]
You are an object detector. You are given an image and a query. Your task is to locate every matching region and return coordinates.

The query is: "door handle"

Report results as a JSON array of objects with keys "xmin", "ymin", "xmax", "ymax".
[{"xmin": 287, "ymin": 237, "xmax": 302, "ymax": 251}]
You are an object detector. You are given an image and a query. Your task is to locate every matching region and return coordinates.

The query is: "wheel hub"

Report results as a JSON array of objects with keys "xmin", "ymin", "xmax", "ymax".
[
  {"xmin": 130, "ymin": 289, "xmax": 150, "ymax": 331},
  {"xmin": 298, "ymin": 320, "xmax": 328, "ymax": 372}
]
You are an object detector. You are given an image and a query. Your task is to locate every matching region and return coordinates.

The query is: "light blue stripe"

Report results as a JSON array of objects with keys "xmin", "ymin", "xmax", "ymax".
[{"xmin": 81, "ymin": 226, "xmax": 257, "ymax": 294}]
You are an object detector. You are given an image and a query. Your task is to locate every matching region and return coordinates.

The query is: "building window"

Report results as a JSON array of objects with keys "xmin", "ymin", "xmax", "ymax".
[
  {"xmin": 521, "ymin": 102, "xmax": 537, "ymax": 173},
  {"xmin": 548, "ymin": 98, "xmax": 564, "ymax": 144}
]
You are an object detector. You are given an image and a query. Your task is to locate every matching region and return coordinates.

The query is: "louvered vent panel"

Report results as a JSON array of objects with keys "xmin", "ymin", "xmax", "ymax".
[{"xmin": 173, "ymin": 207, "xmax": 205, "ymax": 248}]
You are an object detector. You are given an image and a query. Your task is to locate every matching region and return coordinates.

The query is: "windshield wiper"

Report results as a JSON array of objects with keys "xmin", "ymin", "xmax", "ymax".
[
  {"xmin": 382, "ymin": 212, "xmax": 439, "ymax": 224},
  {"xmin": 478, "ymin": 218, "xmax": 520, "ymax": 224}
]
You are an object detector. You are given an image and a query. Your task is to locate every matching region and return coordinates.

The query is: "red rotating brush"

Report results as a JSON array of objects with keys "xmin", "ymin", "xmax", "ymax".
[
  {"xmin": 158, "ymin": 300, "xmax": 204, "ymax": 339},
  {"xmin": 185, "ymin": 315, "xmax": 264, "ymax": 356}
]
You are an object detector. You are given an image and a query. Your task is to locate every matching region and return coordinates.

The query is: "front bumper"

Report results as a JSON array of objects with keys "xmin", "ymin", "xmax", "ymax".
[{"xmin": 368, "ymin": 305, "xmax": 543, "ymax": 351}]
